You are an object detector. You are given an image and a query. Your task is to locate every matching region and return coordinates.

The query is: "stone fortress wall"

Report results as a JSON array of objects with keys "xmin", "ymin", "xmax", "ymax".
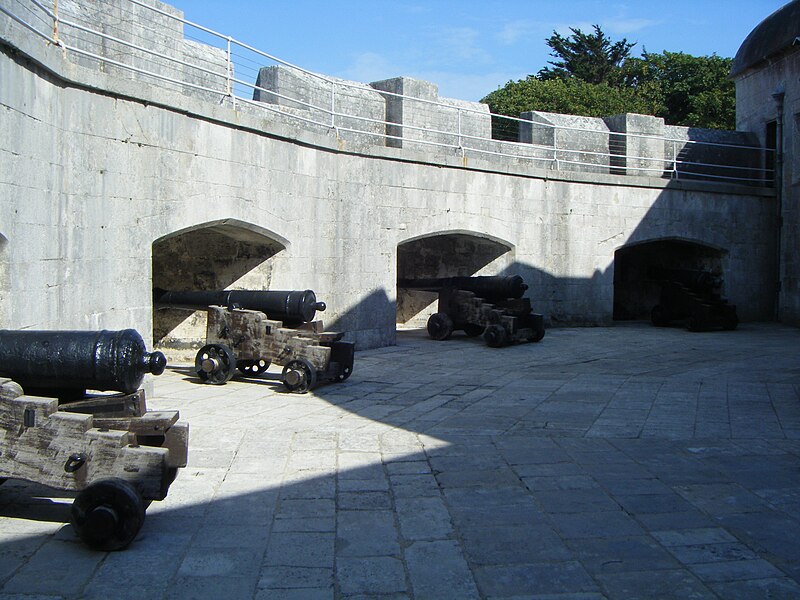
[
  {"xmin": 26, "ymin": 0, "xmax": 763, "ymax": 180},
  {"xmin": 0, "ymin": 0, "xmax": 780, "ymax": 353},
  {"xmin": 733, "ymin": 30, "xmax": 800, "ymax": 327}
]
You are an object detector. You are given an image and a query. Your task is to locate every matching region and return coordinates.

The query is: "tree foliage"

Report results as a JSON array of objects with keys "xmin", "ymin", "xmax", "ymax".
[
  {"xmin": 483, "ymin": 78, "xmax": 658, "ymax": 140},
  {"xmin": 538, "ymin": 25, "xmax": 635, "ymax": 85},
  {"xmin": 621, "ymin": 51, "xmax": 735, "ymax": 129},
  {"xmin": 482, "ymin": 26, "xmax": 735, "ymax": 131}
]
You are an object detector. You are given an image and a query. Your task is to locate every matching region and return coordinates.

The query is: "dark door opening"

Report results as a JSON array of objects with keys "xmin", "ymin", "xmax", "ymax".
[{"xmin": 613, "ymin": 239, "xmax": 726, "ymax": 321}]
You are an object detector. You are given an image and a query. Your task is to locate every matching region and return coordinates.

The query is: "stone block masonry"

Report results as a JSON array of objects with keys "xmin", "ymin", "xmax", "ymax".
[{"xmin": 0, "ymin": 0, "xmax": 778, "ymax": 350}]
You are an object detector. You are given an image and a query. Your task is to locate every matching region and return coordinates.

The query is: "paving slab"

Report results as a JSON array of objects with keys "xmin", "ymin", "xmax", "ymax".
[{"xmin": 1, "ymin": 323, "xmax": 799, "ymax": 599}]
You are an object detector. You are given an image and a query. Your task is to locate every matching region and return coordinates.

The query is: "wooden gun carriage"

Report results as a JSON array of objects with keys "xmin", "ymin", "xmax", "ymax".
[
  {"xmin": 0, "ymin": 329, "xmax": 188, "ymax": 551},
  {"xmin": 155, "ymin": 289, "xmax": 354, "ymax": 393},
  {"xmin": 648, "ymin": 267, "xmax": 738, "ymax": 331},
  {"xmin": 399, "ymin": 275, "xmax": 545, "ymax": 347}
]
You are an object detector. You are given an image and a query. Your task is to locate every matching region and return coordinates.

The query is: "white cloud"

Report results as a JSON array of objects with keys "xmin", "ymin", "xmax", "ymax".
[
  {"xmin": 603, "ymin": 17, "xmax": 660, "ymax": 36},
  {"xmin": 498, "ymin": 20, "xmax": 544, "ymax": 45},
  {"xmin": 433, "ymin": 26, "xmax": 493, "ymax": 65}
]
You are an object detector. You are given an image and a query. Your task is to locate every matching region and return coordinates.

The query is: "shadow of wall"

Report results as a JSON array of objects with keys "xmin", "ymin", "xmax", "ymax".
[
  {"xmin": 0, "ymin": 176, "xmax": 784, "ymax": 594},
  {"xmin": 2, "ymin": 317, "xmax": 798, "ymax": 595},
  {"xmin": 324, "ymin": 288, "xmax": 395, "ymax": 349},
  {"xmin": 385, "ymin": 176, "xmax": 775, "ymax": 333}
]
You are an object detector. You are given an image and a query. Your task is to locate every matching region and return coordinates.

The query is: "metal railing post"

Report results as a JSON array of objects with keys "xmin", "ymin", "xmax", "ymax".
[
  {"xmin": 226, "ymin": 36, "xmax": 236, "ymax": 108},
  {"xmin": 52, "ymin": 0, "xmax": 59, "ymax": 42},
  {"xmin": 672, "ymin": 142, "xmax": 679, "ymax": 179},
  {"xmin": 457, "ymin": 108, "xmax": 463, "ymax": 149},
  {"xmin": 330, "ymin": 80, "xmax": 336, "ymax": 129},
  {"xmin": 553, "ymin": 132, "xmax": 559, "ymax": 170}
]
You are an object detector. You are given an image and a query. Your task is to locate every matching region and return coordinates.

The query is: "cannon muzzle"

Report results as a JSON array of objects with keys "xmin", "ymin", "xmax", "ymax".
[{"xmin": 154, "ymin": 289, "xmax": 327, "ymax": 325}]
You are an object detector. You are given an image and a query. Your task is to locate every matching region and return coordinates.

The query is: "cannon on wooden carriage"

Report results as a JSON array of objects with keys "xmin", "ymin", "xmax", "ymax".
[
  {"xmin": 154, "ymin": 288, "xmax": 327, "ymax": 327},
  {"xmin": 0, "ymin": 329, "xmax": 188, "ymax": 551},
  {"xmin": 155, "ymin": 289, "xmax": 354, "ymax": 392},
  {"xmin": 648, "ymin": 267, "xmax": 738, "ymax": 331},
  {"xmin": 398, "ymin": 275, "xmax": 545, "ymax": 347}
]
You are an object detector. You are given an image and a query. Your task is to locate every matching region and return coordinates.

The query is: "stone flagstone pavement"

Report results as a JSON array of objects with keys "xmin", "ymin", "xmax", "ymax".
[{"xmin": 1, "ymin": 323, "xmax": 799, "ymax": 599}]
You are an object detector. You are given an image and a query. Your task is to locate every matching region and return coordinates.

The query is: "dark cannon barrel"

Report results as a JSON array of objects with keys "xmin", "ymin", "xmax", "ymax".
[
  {"xmin": 397, "ymin": 275, "xmax": 529, "ymax": 300},
  {"xmin": 647, "ymin": 267, "xmax": 722, "ymax": 291},
  {"xmin": 0, "ymin": 329, "xmax": 167, "ymax": 396},
  {"xmin": 154, "ymin": 289, "xmax": 327, "ymax": 325}
]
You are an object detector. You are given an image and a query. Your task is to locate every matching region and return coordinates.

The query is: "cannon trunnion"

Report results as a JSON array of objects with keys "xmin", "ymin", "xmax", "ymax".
[{"xmin": 400, "ymin": 276, "xmax": 545, "ymax": 347}]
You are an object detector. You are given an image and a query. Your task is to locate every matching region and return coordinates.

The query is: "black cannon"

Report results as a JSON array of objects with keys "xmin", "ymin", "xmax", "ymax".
[
  {"xmin": 648, "ymin": 267, "xmax": 738, "ymax": 331},
  {"xmin": 397, "ymin": 275, "xmax": 528, "ymax": 302},
  {"xmin": 0, "ymin": 331, "xmax": 186, "ymax": 551},
  {"xmin": 648, "ymin": 267, "xmax": 723, "ymax": 294},
  {"xmin": 0, "ymin": 328, "xmax": 167, "ymax": 398},
  {"xmin": 154, "ymin": 288, "xmax": 326, "ymax": 326},
  {"xmin": 155, "ymin": 288, "xmax": 353, "ymax": 392},
  {"xmin": 399, "ymin": 275, "xmax": 545, "ymax": 347}
]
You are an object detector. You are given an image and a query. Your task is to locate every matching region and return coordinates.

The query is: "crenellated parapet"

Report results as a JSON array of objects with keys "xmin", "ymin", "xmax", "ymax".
[{"xmin": 0, "ymin": 0, "xmax": 768, "ymax": 184}]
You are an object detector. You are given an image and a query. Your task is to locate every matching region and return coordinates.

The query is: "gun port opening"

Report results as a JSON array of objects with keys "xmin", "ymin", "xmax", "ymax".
[
  {"xmin": 151, "ymin": 221, "xmax": 286, "ymax": 362},
  {"xmin": 613, "ymin": 239, "xmax": 728, "ymax": 321},
  {"xmin": 395, "ymin": 232, "xmax": 514, "ymax": 331}
]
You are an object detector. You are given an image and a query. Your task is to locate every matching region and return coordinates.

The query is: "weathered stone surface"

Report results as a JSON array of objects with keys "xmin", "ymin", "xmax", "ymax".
[
  {"xmin": 0, "ymin": 324, "xmax": 798, "ymax": 597},
  {"xmin": 0, "ymin": 0, "xmax": 778, "ymax": 349}
]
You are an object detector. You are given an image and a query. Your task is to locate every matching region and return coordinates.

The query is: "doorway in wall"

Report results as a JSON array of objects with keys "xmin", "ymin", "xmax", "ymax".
[{"xmin": 613, "ymin": 238, "xmax": 727, "ymax": 321}]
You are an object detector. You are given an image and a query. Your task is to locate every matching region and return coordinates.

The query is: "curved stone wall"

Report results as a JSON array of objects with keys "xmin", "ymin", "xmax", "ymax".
[{"xmin": 0, "ymin": 11, "xmax": 778, "ymax": 349}]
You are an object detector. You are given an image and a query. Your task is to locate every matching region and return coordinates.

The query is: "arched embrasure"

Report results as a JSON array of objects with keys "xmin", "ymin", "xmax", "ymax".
[
  {"xmin": 613, "ymin": 238, "xmax": 728, "ymax": 321},
  {"xmin": 152, "ymin": 220, "xmax": 287, "ymax": 359},
  {"xmin": 396, "ymin": 230, "xmax": 515, "ymax": 327}
]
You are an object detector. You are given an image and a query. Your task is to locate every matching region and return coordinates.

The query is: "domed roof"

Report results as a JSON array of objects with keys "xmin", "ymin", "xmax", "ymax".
[{"xmin": 731, "ymin": 1, "xmax": 800, "ymax": 77}]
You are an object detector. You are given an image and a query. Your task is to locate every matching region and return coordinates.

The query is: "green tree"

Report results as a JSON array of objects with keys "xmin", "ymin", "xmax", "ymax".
[
  {"xmin": 538, "ymin": 25, "xmax": 635, "ymax": 85},
  {"xmin": 621, "ymin": 51, "xmax": 735, "ymax": 129},
  {"xmin": 483, "ymin": 77, "xmax": 657, "ymax": 140},
  {"xmin": 482, "ymin": 26, "xmax": 736, "ymax": 132}
]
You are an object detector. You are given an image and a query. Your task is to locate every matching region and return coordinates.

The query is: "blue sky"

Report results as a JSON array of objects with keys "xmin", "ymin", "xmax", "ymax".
[{"xmin": 167, "ymin": 0, "xmax": 787, "ymax": 102}]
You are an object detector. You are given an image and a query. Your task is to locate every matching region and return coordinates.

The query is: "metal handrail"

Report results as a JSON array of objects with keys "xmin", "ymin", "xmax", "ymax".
[{"xmin": 2, "ymin": 0, "xmax": 774, "ymax": 185}]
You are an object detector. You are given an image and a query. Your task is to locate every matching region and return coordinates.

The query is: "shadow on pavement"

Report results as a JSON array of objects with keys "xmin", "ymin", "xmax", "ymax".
[{"xmin": 1, "ymin": 324, "xmax": 800, "ymax": 599}]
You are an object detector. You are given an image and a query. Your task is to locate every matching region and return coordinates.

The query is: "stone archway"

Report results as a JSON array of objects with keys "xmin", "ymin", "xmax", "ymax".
[
  {"xmin": 151, "ymin": 219, "xmax": 288, "ymax": 359},
  {"xmin": 613, "ymin": 237, "xmax": 728, "ymax": 321},
  {"xmin": 396, "ymin": 230, "xmax": 515, "ymax": 328}
]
